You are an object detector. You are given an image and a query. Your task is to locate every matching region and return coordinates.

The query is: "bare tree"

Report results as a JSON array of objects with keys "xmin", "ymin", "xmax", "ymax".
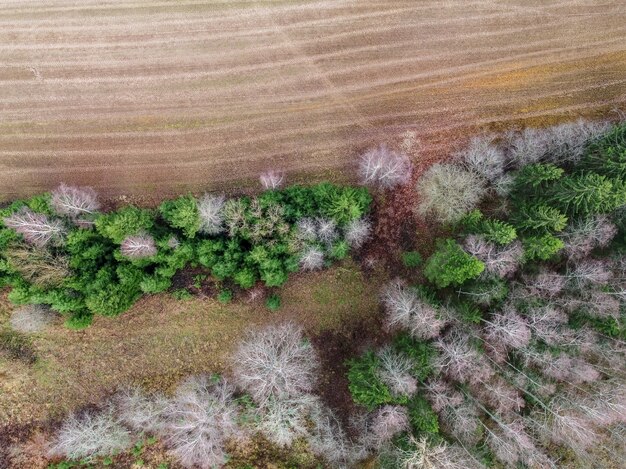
[
  {"xmin": 456, "ymin": 135, "xmax": 506, "ymax": 182},
  {"xmin": 296, "ymin": 217, "xmax": 318, "ymax": 242},
  {"xmin": 49, "ymin": 408, "xmax": 132, "ymax": 460},
  {"xmin": 197, "ymin": 194, "xmax": 225, "ymax": 236},
  {"xmin": 10, "ymin": 305, "xmax": 57, "ymax": 333},
  {"xmin": 256, "ymin": 394, "xmax": 317, "ymax": 447},
  {"xmin": 434, "ymin": 330, "xmax": 494, "ymax": 385},
  {"xmin": 299, "ymin": 246, "xmax": 324, "ymax": 271},
  {"xmin": 4, "ymin": 207, "xmax": 65, "ymax": 247},
  {"xmin": 424, "ymin": 379, "xmax": 463, "ymax": 413},
  {"xmin": 231, "ymin": 323, "xmax": 320, "ymax": 406},
  {"xmin": 471, "ymin": 376, "xmax": 525, "ymax": 415},
  {"xmin": 115, "ymin": 386, "xmax": 168, "ymax": 434},
  {"xmin": 167, "ymin": 235, "xmax": 180, "ymax": 249},
  {"xmin": 381, "ymin": 280, "xmax": 446, "ymax": 340},
  {"xmin": 316, "ymin": 217, "xmax": 338, "ymax": 244},
  {"xmin": 358, "ymin": 144, "xmax": 412, "ymax": 189},
  {"xmin": 525, "ymin": 306, "xmax": 568, "ymax": 346},
  {"xmin": 566, "ymin": 259, "xmax": 612, "ymax": 289},
  {"xmin": 439, "ymin": 401, "xmax": 482, "ymax": 446},
  {"xmin": 120, "ymin": 232, "xmax": 157, "ymax": 259},
  {"xmin": 561, "ymin": 215, "xmax": 617, "ymax": 259},
  {"xmin": 377, "ymin": 347, "xmax": 418, "ymax": 398},
  {"xmin": 50, "ymin": 183, "xmax": 100, "ymax": 220},
  {"xmin": 398, "ymin": 436, "xmax": 485, "ymax": 469},
  {"xmin": 483, "ymin": 308, "xmax": 531, "ymax": 356},
  {"xmin": 162, "ymin": 376, "xmax": 241, "ymax": 469},
  {"xmin": 416, "ymin": 164, "xmax": 487, "ymax": 224},
  {"xmin": 364, "ymin": 405, "xmax": 409, "ymax": 449},
  {"xmin": 524, "ymin": 270, "xmax": 566, "ymax": 298},
  {"xmin": 260, "ymin": 170, "xmax": 285, "ymax": 190},
  {"xmin": 463, "ymin": 235, "xmax": 523, "ymax": 278},
  {"xmin": 344, "ymin": 217, "xmax": 372, "ymax": 248}
]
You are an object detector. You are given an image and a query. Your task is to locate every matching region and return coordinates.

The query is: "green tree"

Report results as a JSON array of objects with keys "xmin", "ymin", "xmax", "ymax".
[
  {"xmin": 522, "ymin": 234, "xmax": 564, "ymax": 261},
  {"xmin": 159, "ymin": 195, "xmax": 200, "ymax": 238},
  {"xmin": 423, "ymin": 239, "xmax": 485, "ymax": 288},
  {"xmin": 95, "ymin": 206, "xmax": 154, "ymax": 243},
  {"xmin": 511, "ymin": 204, "xmax": 568, "ymax": 233}
]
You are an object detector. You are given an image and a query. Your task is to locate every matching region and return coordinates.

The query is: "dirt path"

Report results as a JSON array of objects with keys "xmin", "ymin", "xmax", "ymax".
[{"xmin": 0, "ymin": 0, "xmax": 624, "ymax": 199}]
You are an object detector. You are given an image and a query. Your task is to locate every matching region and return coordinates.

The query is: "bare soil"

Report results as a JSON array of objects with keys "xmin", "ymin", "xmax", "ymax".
[{"xmin": 0, "ymin": 0, "xmax": 625, "ymax": 201}]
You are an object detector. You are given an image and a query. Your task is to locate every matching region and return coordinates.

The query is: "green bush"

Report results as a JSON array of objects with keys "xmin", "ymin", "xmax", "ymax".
[
  {"xmin": 265, "ymin": 293, "xmax": 281, "ymax": 311},
  {"xmin": 217, "ymin": 289, "xmax": 233, "ymax": 304},
  {"xmin": 423, "ymin": 239, "xmax": 485, "ymax": 288},
  {"xmin": 64, "ymin": 314, "xmax": 93, "ymax": 330},
  {"xmin": 401, "ymin": 251, "xmax": 423, "ymax": 268},
  {"xmin": 346, "ymin": 350, "xmax": 394, "ymax": 410}
]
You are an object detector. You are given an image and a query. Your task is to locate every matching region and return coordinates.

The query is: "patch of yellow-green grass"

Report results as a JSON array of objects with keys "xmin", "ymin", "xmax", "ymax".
[{"xmin": 0, "ymin": 261, "xmax": 382, "ymax": 426}]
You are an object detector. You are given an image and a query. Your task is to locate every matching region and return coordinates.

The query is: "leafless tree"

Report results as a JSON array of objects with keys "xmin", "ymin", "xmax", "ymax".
[
  {"xmin": 363, "ymin": 405, "xmax": 409, "ymax": 449},
  {"xmin": 316, "ymin": 217, "xmax": 338, "ymax": 244},
  {"xmin": 120, "ymin": 232, "xmax": 157, "ymax": 259},
  {"xmin": 424, "ymin": 379, "xmax": 463, "ymax": 413},
  {"xmin": 260, "ymin": 170, "xmax": 285, "ymax": 190},
  {"xmin": 566, "ymin": 259, "xmax": 612, "ymax": 289},
  {"xmin": 299, "ymin": 246, "xmax": 324, "ymax": 271},
  {"xmin": 256, "ymin": 394, "xmax": 317, "ymax": 447},
  {"xmin": 49, "ymin": 408, "xmax": 133, "ymax": 460},
  {"xmin": 162, "ymin": 375, "xmax": 241, "ymax": 469},
  {"xmin": 434, "ymin": 330, "xmax": 494, "ymax": 385},
  {"xmin": 471, "ymin": 376, "xmax": 525, "ymax": 415},
  {"xmin": 377, "ymin": 347, "xmax": 418, "ymax": 397},
  {"xmin": 525, "ymin": 306, "xmax": 568, "ymax": 346},
  {"xmin": 10, "ymin": 305, "xmax": 57, "ymax": 333},
  {"xmin": 50, "ymin": 183, "xmax": 100, "ymax": 220},
  {"xmin": 4, "ymin": 207, "xmax": 65, "ymax": 247},
  {"xmin": 296, "ymin": 217, "xmax": 318, "ymax": 242},
  {"xmin": 561, "ymin": 215, "xmax": 618, "ymax": 259},
  {"xmin": 197, "ymin": 194, "xmax": 225, "ymax": 236},
  {"xmin": 463, "ymin": 235, "xmax": 523, "ymax": 278},
  {"xmin": 416, "ymin": 164, "xmax": 487, "ymax": 224},
  {"xmin": 381, "ymin": 280, "xmax": 446, "ymax": 340},
  {"xmin": 115, "ymin": 386, "xmax": 168, "ymax": 434},
  {"xmin": 521, "ymin": 349, "xmax": 600, "ymax": 384},
  {"xmin": 483, "ymin": 308, "xmax": 531, "ymax": 358},
  {"xmin": 344, "ymin": 217, "xmax": 372, "ymax": 248},
  {"xmin": 524, "ymin": 270, "xmax": 566, "ymax": 298},
  {"xmin": 358, "ymin": 144, "xmax": 412, "ymax": 189},
  {"xmin": 456, "ymin": 135, "xmax": 507, "ymax": 182},
  {"xmin": 231, "ymin": 323, "xmax": 319, "ymax": 406},
  {"xmin": 398, "ymin": 436, "xmax": 485, "ymax": 469},
  {"xmin": 439, "ymin": 401, "xmax": 482, "ymax": 446}
]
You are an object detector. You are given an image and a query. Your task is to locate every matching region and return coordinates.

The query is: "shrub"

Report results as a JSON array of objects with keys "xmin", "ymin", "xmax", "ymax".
[
  {"xmin": 162, "ymin": 376, "xmax": 241, "ymax": 469},
  {"xmin": 392, "ymin": 333, "xmax": 437, "ymax": 381},
  {"xmin": 423, "ymin": 239, "xmax": 484, "ymax": 288},
  {"xmin": 217, "ymin": 289, "xmax": 232, "ymax": 304},
  {"xmin": 330, "ymin": 240, "xmax": 349, "ymax": 260},
  {"xmin": 0, "ymin": 327, "xmax": 37, "ymax": 363},
  {"xmin": 265, "ymin": 293, "xmax": 281, "ymax": 311},
  {"xmin": 358, "ymin": 144, "xmax": 412, "ymax": 189},
  {"xmin": 50, "ymin": 184, "xmax": 100, "ymax": 221},
  {"xmin": 299, "ymin": 246, "xmax": 324, "ymax": 271},
  {"xmin": 159, "ymin": 195, "xmax": 200, "ymax": 238},
  {"xmin": 231, "ymin": 323, "xmax": 319, "ymax": 406},
  {"xmin": 5, "ymin": 245, "xmax": 70, "ymax": 288},
  {"xmin": 64, "ymin": 314, "xmax": 93, "ymax": 330},
  {"xmin": 401, "ymin": 251, "xmax": 422, "ymax": 268},
  {"xmin": 115, "ymin": 387, "xmax": 167, "ymax": 434},
  {"xmin": 10, "ymin": 305, "xmax": 56, "ymax": 333},
  {"xmin": 3, "ymin": 207, "xmax": 65, "ymax": 247},
  {"xmin": 197, "ymin": 194, "xmax": 225, "ymax": 235},
  {"xmin": 416, "ymin": 164, "xmax": 487, "ymax": 224},
  {"xmin": 364, "ymin": 405, "xmax": 409, "ymax": 449},
  {"xmin": 49, "ymin": 408, "xmax": 133, "ymax": 460},
  {"xmin": 256, "ymin": 394, "xmax": 316, "ymax": 447},
  {"xmin": 346, "ymin": 350, "xmax": 393, "ymax": 410}
]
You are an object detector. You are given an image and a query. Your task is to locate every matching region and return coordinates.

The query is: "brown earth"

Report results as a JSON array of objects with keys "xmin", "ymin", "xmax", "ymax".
[{"xmin": 0, "ymin": 0, "xmax": 625, "ymax": 201}]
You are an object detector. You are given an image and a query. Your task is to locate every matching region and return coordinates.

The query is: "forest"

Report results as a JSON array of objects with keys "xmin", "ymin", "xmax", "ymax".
[{"xmin": 1, "ymin": 118, "xmax": 625, "ymax": 468}]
